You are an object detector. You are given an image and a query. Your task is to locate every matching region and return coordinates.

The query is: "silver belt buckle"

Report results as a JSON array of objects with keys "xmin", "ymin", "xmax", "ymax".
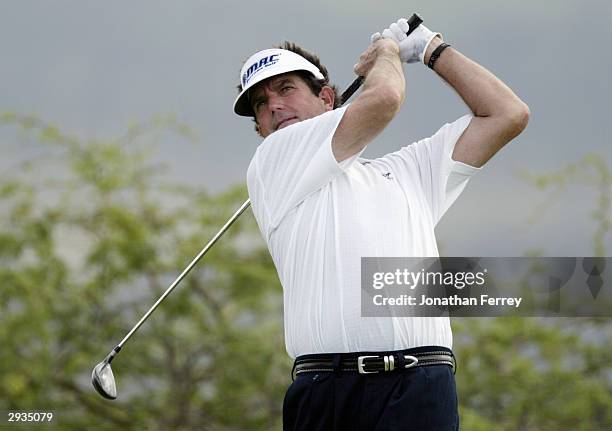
[
  {"xmin": 358, "ymin": 354, "xmax": 419, "ymax": 374},
  {"xmin": 357, "ymin": 355, "xmax": 379, "ymax": 374}
]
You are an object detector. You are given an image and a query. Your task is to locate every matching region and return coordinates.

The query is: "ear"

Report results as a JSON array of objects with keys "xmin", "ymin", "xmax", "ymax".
[{"xmin": 318, "ymin": 86, "xmax": 335, "ymax": 111}]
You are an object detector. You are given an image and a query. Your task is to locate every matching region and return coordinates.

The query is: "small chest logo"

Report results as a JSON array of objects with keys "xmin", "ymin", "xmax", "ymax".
[{"xmin": 359, "ymin": 161, "xmax": 392, "ymax": 180}]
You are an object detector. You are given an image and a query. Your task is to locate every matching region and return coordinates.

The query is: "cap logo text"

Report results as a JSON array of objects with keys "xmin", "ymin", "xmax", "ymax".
[{"xmin": 242, "ymin": 54, "xmax": 280, "ymax": 87}]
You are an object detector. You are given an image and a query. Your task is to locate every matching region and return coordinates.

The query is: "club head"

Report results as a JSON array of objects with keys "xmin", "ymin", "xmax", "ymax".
[{"xmin": 92, "ymin": 359, "xmax": 117, "ymax": 400}]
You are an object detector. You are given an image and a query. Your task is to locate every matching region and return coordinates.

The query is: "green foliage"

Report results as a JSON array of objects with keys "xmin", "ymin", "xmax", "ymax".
[
  {"xmin": 453, "ymin": 317, "xmax": 612, "ymax": 430},
  {"xmin": 521, "ymin": 153, "xmax": 611, "ymax": 256},
  {"xmin": 0, "ymin": 114, "xmax": 287, "ymax": 430},
  {"xmin": 1, "ymin": 114, "xmax": 610, "ymax": 430}
]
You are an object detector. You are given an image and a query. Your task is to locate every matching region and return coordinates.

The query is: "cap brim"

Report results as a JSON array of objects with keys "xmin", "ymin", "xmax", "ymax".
[{"xmin": 233, "ymin": 87, "xmax": 256, "ymax": 117}]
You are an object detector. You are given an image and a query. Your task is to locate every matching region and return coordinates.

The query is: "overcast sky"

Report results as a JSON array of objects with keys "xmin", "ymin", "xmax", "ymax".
[{"xmin": 1, "ymin": 0, "xmax": 611, "ymax": 257}]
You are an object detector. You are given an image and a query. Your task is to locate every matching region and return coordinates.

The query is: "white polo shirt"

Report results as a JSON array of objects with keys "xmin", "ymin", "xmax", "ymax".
[{"xmin": 247, "ymin": 106, "xmax": 480, "ymax": 359}]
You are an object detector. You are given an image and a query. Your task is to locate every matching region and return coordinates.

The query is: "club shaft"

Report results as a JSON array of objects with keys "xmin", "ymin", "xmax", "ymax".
[{"xmin": 115, "ymin": 198, "xmax": 252, "ymax": 350}]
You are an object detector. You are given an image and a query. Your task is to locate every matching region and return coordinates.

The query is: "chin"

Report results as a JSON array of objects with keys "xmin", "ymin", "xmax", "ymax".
[{"xmin": 276, "ymin": 117, "xmax": 300, "ymax": 131}]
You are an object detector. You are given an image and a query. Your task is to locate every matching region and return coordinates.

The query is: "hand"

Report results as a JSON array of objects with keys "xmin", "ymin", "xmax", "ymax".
[
  {"xmin": 353, "ymin": 38, "xmax": 400, "ymax": 78},
  {"xmin": 371, "ymin": 18, "xmax": 441, "ymax": 64}
]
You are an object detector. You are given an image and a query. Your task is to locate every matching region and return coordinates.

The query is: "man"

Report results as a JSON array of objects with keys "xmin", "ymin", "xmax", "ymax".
[{"xmin": 234, "ymin": 17, "xmax": 529, "ymax": 431}]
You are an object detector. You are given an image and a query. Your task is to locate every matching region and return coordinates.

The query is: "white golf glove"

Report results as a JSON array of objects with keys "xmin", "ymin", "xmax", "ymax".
[{"xmin": 371, "ymin": 18, "xmax": 441, "ymax": 64}]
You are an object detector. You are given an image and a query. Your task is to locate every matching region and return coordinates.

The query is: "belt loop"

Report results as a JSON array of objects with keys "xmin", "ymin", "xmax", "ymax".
[
  {"xmin": 332, "ymin": 354, "xmax": 341, "ymax": 376},
  {"xmin": 397, "ymin": 352, "xmax": 406, "ymax": 370},
  {"xmin": 291, "ymin": 359, "xmax": 297, "ymax": 382}
]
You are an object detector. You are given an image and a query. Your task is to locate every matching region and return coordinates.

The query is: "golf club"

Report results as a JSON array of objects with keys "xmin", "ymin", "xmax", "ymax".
[
  {"xmin": 92, "ymin": 13, "xmax": 423, "ymax": 400},
  {"xmin": 92, "ymin": 199, "xmax": 251, "ymax": 399}
]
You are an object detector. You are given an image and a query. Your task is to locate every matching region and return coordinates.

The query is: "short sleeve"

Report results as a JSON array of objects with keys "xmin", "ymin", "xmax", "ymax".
[
  {"xmin": 246, "ymin": 106, "xmax": 353, "ymax": 240},
  {"xmin": 377, "ymin": 114, "xmax": 481, "ymax": 225}
]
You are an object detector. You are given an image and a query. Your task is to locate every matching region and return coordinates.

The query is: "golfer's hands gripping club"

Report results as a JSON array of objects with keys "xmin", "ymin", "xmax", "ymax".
[
  {"xmin": 339, "ymin": 13, "xmax": 423, "ymax": 104},
  {"xmin": 371, "ymin": 17, "xmax": 441, "ymax": 64},
  {"xmin": 353, "ymin": 38, "xmax": 402, "ymax": 79}
]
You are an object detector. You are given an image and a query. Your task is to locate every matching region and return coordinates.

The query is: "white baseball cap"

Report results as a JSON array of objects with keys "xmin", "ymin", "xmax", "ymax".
[{"xmin": 233, "ymin": 48, "xmax": 325, "ymax": 117}]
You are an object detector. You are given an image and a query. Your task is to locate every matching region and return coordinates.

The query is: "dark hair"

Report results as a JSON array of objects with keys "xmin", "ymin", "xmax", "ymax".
[{"xmin": 236, "ymin": 41, "xmax": 341, "ymax": 133}]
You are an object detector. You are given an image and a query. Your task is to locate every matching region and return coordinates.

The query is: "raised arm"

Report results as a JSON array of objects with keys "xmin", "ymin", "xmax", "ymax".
[
  {"xmin": 424, "ymin": 38, "xmax": 529, "ymax": 167},
  {"xmin": 331, "ymin": 38, "xmax": 405, "ymax": 162},
  {"xmin": 376, "ymin": 18, "xmax": 529, "ymax": 168}
]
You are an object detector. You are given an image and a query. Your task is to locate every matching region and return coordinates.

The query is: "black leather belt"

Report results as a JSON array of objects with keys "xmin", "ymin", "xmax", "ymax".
[{"xmin": 292, "ymin": 346, "xmax": 455, "ymax": 380}]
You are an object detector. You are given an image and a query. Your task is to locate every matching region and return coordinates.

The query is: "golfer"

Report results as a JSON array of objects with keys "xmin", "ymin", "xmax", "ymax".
[{"xmin": 234, "ymin": 17, "xmax": 529, "ymax": 431}]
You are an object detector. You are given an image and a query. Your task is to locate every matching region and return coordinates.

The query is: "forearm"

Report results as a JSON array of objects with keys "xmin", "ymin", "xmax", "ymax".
[
  {"xmin": 361, "ymin": 45, "xmax": 406, "ymax": 107},
  {"xmin": 331, "ymin": 40, "xmax": 405, "ymax": 161},
  {"xmin": 424, "ymin": 38, "xmax": 528, "ymax": 118}
]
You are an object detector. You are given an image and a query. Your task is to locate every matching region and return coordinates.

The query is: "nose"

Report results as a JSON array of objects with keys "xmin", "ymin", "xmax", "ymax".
[
  {"xmin": 257, "ymin": 85, "xmax": 286, "ymax": 112},
  {"xmin": 266, "ymin": 92, "xmax": 285, "ymax": 112}
]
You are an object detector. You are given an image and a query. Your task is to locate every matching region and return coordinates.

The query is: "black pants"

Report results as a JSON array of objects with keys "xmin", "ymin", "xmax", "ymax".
[{"xmin": 283, "ymin": 364, "xmax": 459, "ymax": 431}]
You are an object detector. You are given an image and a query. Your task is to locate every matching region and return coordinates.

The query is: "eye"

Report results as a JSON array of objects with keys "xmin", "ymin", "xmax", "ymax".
[
  {"xmin": 280, "ymin": 85, "xmax": 294, "ymax": 94},
  {"xmin": 253, "ymin": 100, "xmax": 265, "ymax": 112}
]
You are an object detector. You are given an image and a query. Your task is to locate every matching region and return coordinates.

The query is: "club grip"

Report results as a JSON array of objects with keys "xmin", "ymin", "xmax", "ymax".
[{"xmin": 340, "ymin": 13, "xmax": 423, "ymax": 105}]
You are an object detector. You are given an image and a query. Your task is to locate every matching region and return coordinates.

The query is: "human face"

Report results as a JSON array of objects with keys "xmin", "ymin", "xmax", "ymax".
[{"xmin": 248, "ymin": 72, "xmax": 333, "ymax": 138}]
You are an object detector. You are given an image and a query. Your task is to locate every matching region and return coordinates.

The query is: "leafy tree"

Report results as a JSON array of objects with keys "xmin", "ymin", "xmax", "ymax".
[
  {"xmin": 453, "ymin": 317, "xmax": 612, "ymax": 430},
  {"xmin": 454, "ymin": 154, "xmax": 612, "ymax": 430},
  {"xmin": 521, "ymin": 153, "xmax": 611, "ymax": 257},
  {"xmin": 0, "ymin": 113, "xmax": 290, "ymax": 430}
]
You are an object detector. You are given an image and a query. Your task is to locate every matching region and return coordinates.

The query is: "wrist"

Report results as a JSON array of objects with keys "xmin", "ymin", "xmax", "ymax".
[
  {"xmin": 376, "ymin": 38, "xmax": 400, "ymax": 58},
  {"xmin": 423, "ymin": 36, "xmax": 443, "ymax": 65}
]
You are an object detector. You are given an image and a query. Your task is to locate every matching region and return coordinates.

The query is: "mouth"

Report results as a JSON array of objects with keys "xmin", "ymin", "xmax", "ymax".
[{"xmin": 276, "ymin": 117, "xmax": 298, "ymax": 130}]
